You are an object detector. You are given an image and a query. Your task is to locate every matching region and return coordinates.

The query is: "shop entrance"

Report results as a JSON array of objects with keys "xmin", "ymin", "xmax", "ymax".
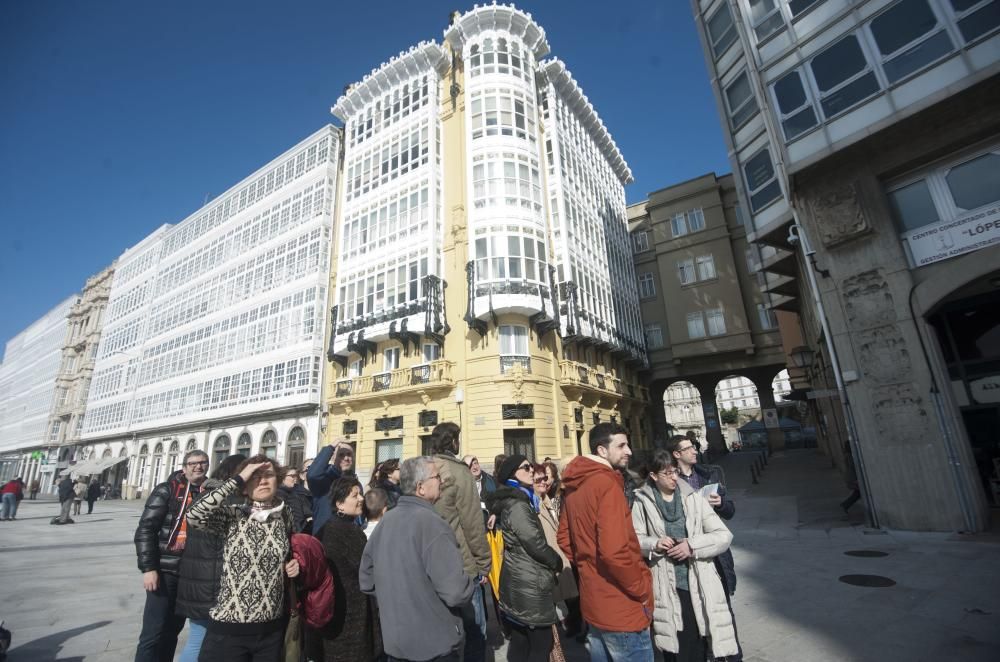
[{"xmin": 928, "ymin": 284, "xmax": 1000, "ymax": 505}]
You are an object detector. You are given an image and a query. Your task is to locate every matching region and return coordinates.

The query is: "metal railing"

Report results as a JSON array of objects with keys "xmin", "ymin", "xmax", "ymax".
[
  {"xmin": 499, "ymin": 356, "xmax": 531, "ymax": 374},
  {"xmin": 332, "ymin": 360, "xmax": 455, "ymax": 399}
]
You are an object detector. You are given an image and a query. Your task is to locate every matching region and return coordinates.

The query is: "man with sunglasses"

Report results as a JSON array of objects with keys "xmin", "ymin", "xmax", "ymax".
[{"xmin": 133, "ymin": 449, "xmax": 210, "ymax": 662}]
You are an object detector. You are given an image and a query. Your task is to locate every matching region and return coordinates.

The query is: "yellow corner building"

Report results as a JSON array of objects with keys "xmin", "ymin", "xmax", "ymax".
[{"xmin": 323, "ymin": 6, "xmax": 649, "ymax": 472}]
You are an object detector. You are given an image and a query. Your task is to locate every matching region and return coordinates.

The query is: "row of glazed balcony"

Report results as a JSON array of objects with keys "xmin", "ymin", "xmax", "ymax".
[
  {"xmin": 333, "ymin": 360, "xmax": 455, "ymax": 400},
  {"xmin": 559, "ymin": 359, "xmax": 649, "ymax": 402}
]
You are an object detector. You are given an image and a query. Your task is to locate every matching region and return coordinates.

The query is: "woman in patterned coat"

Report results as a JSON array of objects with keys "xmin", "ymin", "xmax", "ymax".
[
  {"xmin": 185, "ymin": 455, "xmax": 300, "ymax": 662},
  {"xmin": 311, "ymin": 476, "xmax": 381, "ymax": 662}
]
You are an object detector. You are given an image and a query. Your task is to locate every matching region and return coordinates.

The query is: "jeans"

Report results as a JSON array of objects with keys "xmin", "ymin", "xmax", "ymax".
[
  {"xmin": 198, "ymin": 627, "xmax": 284, "ymax": 662},
  {"xmin": 588, "ymin": 624, "xmax": 654, "ymax": 662},
  {"xmin": 1, "ymin": 493, "xmax": 16, "ymax": 519},
  {"xmin": 178, "ymin": 618, "xmax": 208, "ymax": 662},
  {"xmin": 460, "ymin": 585, "xmax": 487, "ymax": 662},
  {"xmin": 135, "ymin": 571, "xmax": 186, "ymax": 662}
]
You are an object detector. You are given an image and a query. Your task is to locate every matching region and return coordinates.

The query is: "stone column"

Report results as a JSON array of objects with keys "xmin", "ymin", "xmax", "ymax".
[
  {"xmin": 648, "ymin": 382, "xmax": 669, "ymax": 450},
  {"xmin": 753, "ymin": 375, "xmax": 785, "ymax": 452},
  {"xmin": 696, "ymin": 383, "xmax": 727, "ymax": 457}
]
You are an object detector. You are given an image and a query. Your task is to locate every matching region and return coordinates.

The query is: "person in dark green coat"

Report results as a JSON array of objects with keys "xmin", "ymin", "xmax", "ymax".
[{"xmin": 486, "ymin": 455, "xmax": 563, "ymax": 661}]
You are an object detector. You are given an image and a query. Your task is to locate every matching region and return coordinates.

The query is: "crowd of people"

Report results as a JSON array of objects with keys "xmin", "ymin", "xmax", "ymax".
[{"xmin": 131, "ymin": 421, "xmax": 743, "ymax": 662}]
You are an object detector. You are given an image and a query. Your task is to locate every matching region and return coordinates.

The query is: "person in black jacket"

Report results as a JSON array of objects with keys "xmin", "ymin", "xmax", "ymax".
[
  {"xmin": 86, "ymin": 479, "xmax": 101, "ymax": 514},
  {"xmin": 486, "ymin": 455, "xmax": 563, "ymax": 662},
  {"xmin": 174, "ymin": 454, "xmax": 245, "ymax": 662},
  {"xmin": 279, "ymin": 465, "xmax": 314, "ymax": 533},
  {"xmin": 56, "ymin": 475, "xmax": 75, "ymax": 523},
  {"xmin": 368, "ymin": 458, "xmax": 402, "ymax": 509},
  {"xmin": 133, "ymin": 449, "xmax": 209, "ymax": 662}
]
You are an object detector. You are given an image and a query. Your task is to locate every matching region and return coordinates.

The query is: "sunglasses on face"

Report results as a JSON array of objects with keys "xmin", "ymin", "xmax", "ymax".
[{"xmin": 517, "ymin": 463, "xmax": 532, "ymax": 472}]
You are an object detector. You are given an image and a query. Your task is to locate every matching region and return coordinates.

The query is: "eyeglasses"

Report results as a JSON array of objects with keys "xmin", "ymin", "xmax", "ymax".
[
  {"xmin": 533, "ymin": 477, "xmax": 548, "ymax": 484},
  {"xmin": 422, "ymin": 474, "xmax": 442, "ymax": 484},
  {"xmin": 656, "ymin": 469, "xmax": 680, "ymax": 478},
  {"xmin": 677, "ymin": 445, "xmax": 697, "ymax": 453},
  {"xmin": 185, "ymin": 461, "xmax": 209, "ymax": 467}
]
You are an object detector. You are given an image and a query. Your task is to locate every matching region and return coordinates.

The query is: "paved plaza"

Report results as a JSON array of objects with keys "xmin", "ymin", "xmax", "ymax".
[{"xmin": 1, "ymin": 450, "xmax": 998, "ymax": 661}]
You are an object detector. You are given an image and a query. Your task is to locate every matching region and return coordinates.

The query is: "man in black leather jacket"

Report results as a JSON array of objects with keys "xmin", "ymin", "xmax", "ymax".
[{"xmin": 133, "ymin": 449, "xmax": 209, "ymax": 662}]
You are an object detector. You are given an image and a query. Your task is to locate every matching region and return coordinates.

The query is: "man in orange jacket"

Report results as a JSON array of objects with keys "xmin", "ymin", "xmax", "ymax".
[{"xmin": 558, "ymin": 422, "xmax": 654, "ymax": 661}]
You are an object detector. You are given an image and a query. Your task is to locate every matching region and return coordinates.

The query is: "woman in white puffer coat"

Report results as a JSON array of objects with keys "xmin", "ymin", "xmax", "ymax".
[{"xmin": 631, "ymin": 450, "xmax": 739, "ymax": 661}]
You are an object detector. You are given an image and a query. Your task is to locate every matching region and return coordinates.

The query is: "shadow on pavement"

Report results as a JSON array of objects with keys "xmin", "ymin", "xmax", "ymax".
[{"xmin": 8, "ymin": 620, "xmax": 111, "ymax": 661}]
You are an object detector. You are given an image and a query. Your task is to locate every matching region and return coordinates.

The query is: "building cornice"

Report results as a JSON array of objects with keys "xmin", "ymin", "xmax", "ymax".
[
  {"xmin": 540, "ymin": 58, "xmax": 632, "ymax": 185},
  {"xmin": 443, "ymin": 3, "xmax": 550, "ymax": 60},
  {"xmin": 332, "ymin": 42, "xmax": 449, "ymax": 122}
]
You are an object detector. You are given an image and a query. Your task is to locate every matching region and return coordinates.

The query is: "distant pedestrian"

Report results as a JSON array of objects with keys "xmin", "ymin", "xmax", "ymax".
[
  {"xmin": 632, "ymin": 450, "xmax": 738, "ymax": 661},
  {"xmin": 72, "ymin": 478, "xmax": 86, "ymax": 515},
  {"xmin": 487, "ymin": 456, "xmax": 563, "ymax": 661},
  {"xmin": 368, "ymin": 458, "xmax": 402, "ymax": 509},
  {"xmin": 360, "ymin": 457, "xmax": 477, "ymax": 662},
  {"xmin": 0, "ymin": 478, "xmax": 24, "ymax": 520},
  {"xmin": 311, "ymin": 476, "xmax": 381, "ymax": 661},
  {"xmin": 87, "ymin": 479, "xmax": 101, "ymax": 514},
  {"xmin": 185, "ymin": 456, "xmax": 299, "ymax": 661},
  {"xmin": 29, "ymin": 478, "xmax": 40, "ymax": 500},
  {"xmin": 558, "ymin": 422, "xmax": 654, "ymax": 662},
  {"xmin": 363, "ymin": 488, "xmax": 389, "ymax": 538},
  {"xmin": 133, "ymin": 450, "xmax": 209, "ymax": 662},
  {"xmin": 430, "ymin": 422, "xmax": 491, "ymax": 662},
  {"xmin": 175, "ymin": 453, "xmax": 246, "ymax": 662},
  {"xmin": 306, "ymin": 439, "xmax": 352, "ymax": 537},
  {"xmin": 56, "ymin": 474, "xmax": 74, "ymax": 523},
  {"xmin": 279, "ymin": 466, "xmax": 314, "ymax": 534}
]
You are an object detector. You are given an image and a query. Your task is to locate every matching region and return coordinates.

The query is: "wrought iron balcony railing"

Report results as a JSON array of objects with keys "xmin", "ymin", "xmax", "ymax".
[
  {"xmin": 331, "ymin": 360, "xmax": 455, "ymax": 400},
  {"xmin": 499, "ymin": 355, "xmax": 531, "ymax": 375}
]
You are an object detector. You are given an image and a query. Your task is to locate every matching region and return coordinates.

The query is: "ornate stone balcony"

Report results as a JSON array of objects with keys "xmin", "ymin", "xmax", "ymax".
[
  {"xmin": 332, "ymin": 360, "xmax": 455, "ymax": 402},
  {"xmin": 559, "ymin": 360, "xmax": 647, "ymax": 401}
]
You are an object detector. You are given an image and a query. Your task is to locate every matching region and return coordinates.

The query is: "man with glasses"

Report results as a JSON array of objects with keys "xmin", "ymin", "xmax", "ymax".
[
  {"xmin": 361, "ymin": 456, "xmax": 477, "ymax": 662},
  {"xmin": 134, "ymin": 449, "xmax": 210, "ymax": 662},
  {"xmin": 669, "ymin": 434, "xmax": 743, "ymax": 661}
]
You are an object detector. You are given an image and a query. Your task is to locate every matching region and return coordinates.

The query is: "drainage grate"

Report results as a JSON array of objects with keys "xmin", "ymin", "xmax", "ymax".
[
  {"xmin": 844, "ymin": 550, "xmax": 889, "ymax": 558},
  {"xmin": 839, "ymin": 574, "xmax": 896, "ymax": 587}
]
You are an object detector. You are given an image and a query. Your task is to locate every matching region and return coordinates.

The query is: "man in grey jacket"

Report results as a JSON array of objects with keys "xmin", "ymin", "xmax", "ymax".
[{"xmin": 361, "ymin": 456, "xmax": 476, "ymax": 662}]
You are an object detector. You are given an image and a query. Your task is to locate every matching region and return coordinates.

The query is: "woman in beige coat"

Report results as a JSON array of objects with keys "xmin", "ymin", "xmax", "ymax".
[
  {"xmin": 631, "ymin": 451, "xmax": 738, "ymax": 661},
  {"xmin": 533, "ymin": 464, "xmax": 578, "ymax": 606}
]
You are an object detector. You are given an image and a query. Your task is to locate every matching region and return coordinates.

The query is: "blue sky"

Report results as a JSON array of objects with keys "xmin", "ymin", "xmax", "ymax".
[{"xmin": 0, "ymin": 0, "xmax": 730, "ymax": 349}]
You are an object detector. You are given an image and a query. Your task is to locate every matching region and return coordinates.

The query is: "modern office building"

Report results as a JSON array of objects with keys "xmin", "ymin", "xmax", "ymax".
[
  {"xmin": 690, "ymin": 0, "xmax": 998, "ymax": 530},
  {"xmin": 324, "ymin": 5, "xmax": 649, "ymax": 470},
  {"xmin": 0, "ymin": 295, "xmax": 76, "ymax": 486},
  {"xmin": 81, "ymin": 126, "xmax": 339, "ymax": 497}
]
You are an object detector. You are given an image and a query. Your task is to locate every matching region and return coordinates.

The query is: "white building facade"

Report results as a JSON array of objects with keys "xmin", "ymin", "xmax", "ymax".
[
  {"xmin": 0, "ymin": 295, "xmax": 76, "ymax": 486},
  {"xmin": 82, "ymin": 126, "xmax": 340, "ymax": 497}
]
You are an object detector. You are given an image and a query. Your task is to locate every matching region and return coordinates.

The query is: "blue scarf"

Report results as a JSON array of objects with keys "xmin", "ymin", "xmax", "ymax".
[{"xmin": 505, "ymin": 478, "xmax": 541, "ymax": 512}]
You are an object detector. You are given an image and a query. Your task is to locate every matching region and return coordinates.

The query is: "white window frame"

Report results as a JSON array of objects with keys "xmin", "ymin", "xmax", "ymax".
[
  {"xmin": 687, "ymin": 208, "xmax": 706, "ymax": 232},
  {"xmin": 724, "ymin": 71, "xmax": 759, "ymax": 131},
  {"xmin": 687, "ymin": 312, "xmax": 706, "ymax": 339},
  {"xmin": 945, "ymin": 0, "xmax": 1000, "ymax": 44},
  {"xmin": 349, "ymin": 359, "xmax": 363, "ymax": 377},
  {"xmin": 671, "ymin": 213, "xmax": 688, "ymax": 237},
  {"xmin": 677, "ymin": 259, "xmax": 696, "ymax": 285},
  {"xmin": 706, "ymin": 308, "xmax": 727, "ymax": 336},
  {"xmin": 747, "ymin": 0, "xmax": 786, "ymax": 41},
  {"xmin": 865, "ymin": 0, "xmax": 953, "ymax": 85},
  {"xmin": 807, "ymin": 32, "xmax": 881, "ymax": 120},
  {"xmin": 696, "ymin": 254, "xmax": 717, "ymax": 281},
  {"xmin": 758, "ymin": 303, "xmax": 779, "ymax": 329},
  {"xmin": 499, "ymin": 325, "xmax": 529, "ymax": 356},
  {"xmin": 770, "ymin": 69, "xmax": 820, "ymax": 142},
  {"xmin": 743, "ymin": 147, "xmax": 783, "ymax": 212},
  {"xmin": 422, "ymin": 342, "xmax": 441, "ymax": 363},
  {"xmin": 706, "ymin": 3, "xmax": 739, "ymax": 58},
  {"xmin": 632, "ymin": 230, "xmax": 650, "ymax": 253},
  {"xmin": 644, "ymin": 323, "xmax": 664, "ymax": 349},
  {"xmin": 637, "ymin": 272, "xmax": 656, "ymax": 299},
  {"xmin": 383, "ymin": 346, "xmax": 401, "ymax": 372}
]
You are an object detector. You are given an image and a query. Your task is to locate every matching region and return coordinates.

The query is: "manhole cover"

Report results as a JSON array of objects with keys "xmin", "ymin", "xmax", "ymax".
[
  {"xmin": 844, "ymin": 550, "xmax": 889, "ymax": 557},
  {"xmin": 839, "ymin": 574, "xmax": 896, "ymax": 587}
]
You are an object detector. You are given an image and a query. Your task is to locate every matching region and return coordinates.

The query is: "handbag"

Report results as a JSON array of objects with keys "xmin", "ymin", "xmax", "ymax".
[
  {"xmin": 486, "ymin": 529, "xmax": 504, "ymax": 601},
  {"xmin": 549, "ymin": 623, "xmax": 566, "ymax": 662}
]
